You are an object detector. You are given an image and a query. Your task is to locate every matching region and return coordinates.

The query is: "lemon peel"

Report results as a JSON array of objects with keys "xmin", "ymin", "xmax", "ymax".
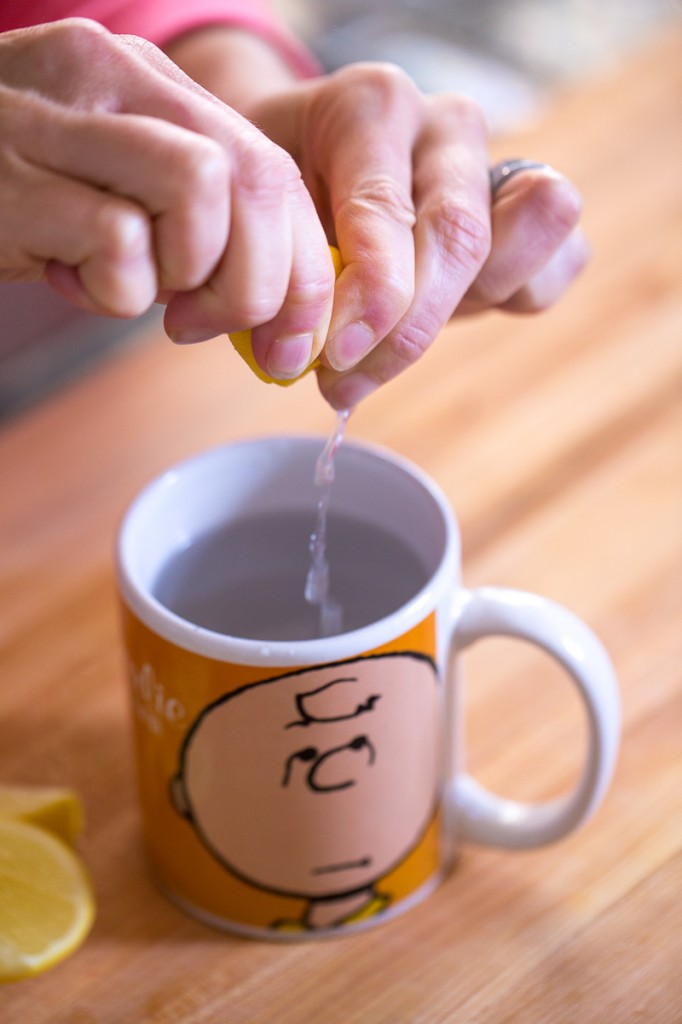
[
  {"xmin": 0, "ymin": 784, "xmax": 83, "ymax": 845},
  {"xmin": 0, "ymin": 809, "xmax": 95, "ymax": 983}
]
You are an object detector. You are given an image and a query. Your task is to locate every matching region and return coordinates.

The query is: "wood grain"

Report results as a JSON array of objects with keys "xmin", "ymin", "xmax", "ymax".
[{"xmin": 1, "ymin": 26, "xmax": 681, "ymax": 1024}]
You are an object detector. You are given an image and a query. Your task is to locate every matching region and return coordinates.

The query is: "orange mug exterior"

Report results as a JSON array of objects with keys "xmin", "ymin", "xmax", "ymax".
[{"xmin": 123, "ymin": 604, "xmax": 445, "ymax": 936}]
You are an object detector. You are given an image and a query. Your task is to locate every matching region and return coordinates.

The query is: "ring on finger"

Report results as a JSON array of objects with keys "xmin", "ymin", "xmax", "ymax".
[{"xmin": 489, "ymin": 158, "xmax": 556, "ymax": 199}]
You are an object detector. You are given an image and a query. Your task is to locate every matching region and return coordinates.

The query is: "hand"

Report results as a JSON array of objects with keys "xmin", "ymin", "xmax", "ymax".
[
  {"xmin": 244, "ymin": 63, "xmax": 589, "ymax": 408},
  {"xmin": 0, "ymin": 19, "xmax": 336, "ymax": 379}
]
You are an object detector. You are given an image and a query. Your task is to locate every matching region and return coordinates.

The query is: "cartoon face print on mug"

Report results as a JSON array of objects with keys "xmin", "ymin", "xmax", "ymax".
[{"xmin": 171, "ymin": 652, "xmax": 439, "ymax": 924}]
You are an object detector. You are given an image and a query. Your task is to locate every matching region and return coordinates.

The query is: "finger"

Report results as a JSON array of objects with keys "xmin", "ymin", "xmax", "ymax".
[
  {"xmin": 500, "ymin": 226, "xmax": 591, "ymax": 312},
  {"xmin": 318, "ymin": 93, "xmax": 491, "ymax": 409},
  {"xmin": 163, "ymin": 140, "xmax": 331, "ymax": 351},
  {"xmin": 45, "ymin": 262, "xmax": 102, "ymax": 314},
  {"xmin": 173, "ymin": 140, "xmax": 293, "ymax": 338},
  {"xmin": 55, "ymin": 195, "xmax": 156, "ymax": 316},
  {"xmin": 1, "ymin": 158, "xmax": 156, "ymax": 316},
  {"xmin": 457, "ymin": 170, "xmax": 584, "ymax": 312},
  {"xmin": 120, "ymin": 32, "xmax": 337, "ymax": 348},
  {"xmin": 24, "ymin": 106, "xmax": 230, "ymax": 294},
  {"xmin": 313, "ymin": 65, "xmax": 424, "ymax": 372},
  {"xmin": 247, "ymin": 214, "xmax": 335, "ymax": 381}
]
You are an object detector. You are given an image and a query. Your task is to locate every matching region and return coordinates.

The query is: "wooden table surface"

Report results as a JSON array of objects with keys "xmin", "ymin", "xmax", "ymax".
[{"xmin": 1, "ymin": 26, "xmax": 681, "ymax": 1024}]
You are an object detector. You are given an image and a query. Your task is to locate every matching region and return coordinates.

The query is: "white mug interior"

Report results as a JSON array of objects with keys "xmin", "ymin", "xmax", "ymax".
[{"xmin": 117, "ymin": 436, "xmax": 461, "ymax": 666}]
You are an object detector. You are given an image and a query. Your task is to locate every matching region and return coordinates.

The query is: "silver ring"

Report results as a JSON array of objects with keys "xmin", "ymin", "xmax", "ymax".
[{"xmin": 490, "ymin": 158, "xmax": 555, "ymax": 197}]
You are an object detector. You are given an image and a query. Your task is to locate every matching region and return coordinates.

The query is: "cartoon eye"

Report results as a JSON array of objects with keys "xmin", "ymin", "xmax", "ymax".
[
  {"xmin": 282, "ymin": 746, "xmax": 318, "ymax": 787},
  {"xmin": 306, "ymin": 735, "xmax": 376, "ymax": 793},
  {"xmin": 348, "ymin": 735, "xmax": 375, "ymax": 766}
]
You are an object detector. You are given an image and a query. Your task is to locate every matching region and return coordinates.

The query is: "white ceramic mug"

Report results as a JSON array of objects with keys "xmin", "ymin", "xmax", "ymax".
[{"xmin": 117, "ymin": 436, "xmax": 620, "ymax": 938}]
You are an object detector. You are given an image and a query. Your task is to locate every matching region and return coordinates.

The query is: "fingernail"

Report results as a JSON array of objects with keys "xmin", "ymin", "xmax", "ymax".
[
  {"xmin": 266, "ymin": 334, "xmax": 314, "ymax": 379},
  {"xmin": 327, "ymin": 321, "xmax": 375, "ymax": 371},
  {"xmin": 168, "ymin": 326, "xmax": 219, "ymax": 344},
  {"xmin": 326, "ymin": 371, "xmax": 377, "ymax": 410}
]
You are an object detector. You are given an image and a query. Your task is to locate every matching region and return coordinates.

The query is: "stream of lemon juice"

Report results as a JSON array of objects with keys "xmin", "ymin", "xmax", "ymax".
[{"xmin": 304, "ymin": 409, "xmax": 350, "ymax": 636}]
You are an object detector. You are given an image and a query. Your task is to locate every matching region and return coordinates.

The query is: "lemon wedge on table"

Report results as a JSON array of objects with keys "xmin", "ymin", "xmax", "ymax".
[
  {"xmin": 229, "ymin": 244, "xmax": 343, "ymax": 385},
  {"xmin": 0, "ymin": 784, "xmax": 83, "ymax": 845},
  {"xmin": 0, "ymin": 787, "xmax": 95, "ymax": 984}
]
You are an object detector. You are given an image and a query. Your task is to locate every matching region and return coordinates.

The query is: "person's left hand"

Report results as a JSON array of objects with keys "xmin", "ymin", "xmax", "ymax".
[{"xmin": 245, "ymin": 62, "xmax": 589, "ymax": 408}]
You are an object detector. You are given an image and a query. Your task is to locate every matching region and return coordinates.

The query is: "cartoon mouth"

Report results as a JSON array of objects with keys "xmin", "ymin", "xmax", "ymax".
[{"xmin": 311, "ymin": 857, "xmax": 372, "ymax": 875}]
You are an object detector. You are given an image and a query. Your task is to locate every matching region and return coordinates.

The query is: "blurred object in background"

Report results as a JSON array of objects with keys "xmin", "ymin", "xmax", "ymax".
[{"xmin": 276, "ymin": 0, "xmax": 681, "ymax": 131}]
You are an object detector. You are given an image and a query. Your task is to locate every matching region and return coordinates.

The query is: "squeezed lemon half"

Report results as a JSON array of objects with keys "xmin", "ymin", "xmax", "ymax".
[
  {"xmin": 0, "ymin": 788, "xmax": 95, "ymax": 983},
  {"xmin": 229, "ymin": 244, "xmax": 343, "ymax": 385}
]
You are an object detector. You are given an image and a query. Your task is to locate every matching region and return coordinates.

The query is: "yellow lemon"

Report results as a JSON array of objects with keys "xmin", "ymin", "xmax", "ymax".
[
  {"xmin": 229, "ymin": 244, "xmax": 343, "ymax": 385},
  {"xmin": 0, "ymin": 818, "xmax": 95, "ymax": 983},
  {"xmin": 0, "ymin": 784, "xmax": 83, "ymax": 845}
]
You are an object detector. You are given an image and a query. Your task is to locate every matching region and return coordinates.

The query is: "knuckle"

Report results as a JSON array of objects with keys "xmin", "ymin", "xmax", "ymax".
[
  {"xmin": 351, "ymin": 258, "xmax": 414, "ymax": 329},
  {"xmin": 287, "ymin": 269, "xmax": 334, "ymax": 314},
  {"xmin": 340, "ymin": 61, "xmax": 417, "ymax": 110},
  {"xmin": 377, "ymin": 270, "xmax": 414, "ymax": 323},
  {"xmin": 388, "ymin": 321, "xmax": 434, "ymax": 371},
  {"xmin": 94, "ymin": 200, "xmax": 149, "ymax": 263},
  {"xmin": 46, "ymin": 18, "xmax": 112, "ymax": 63},
  {"xmin": 336, "ymin": 177, "xmax": 416, "ymax": 235},
  {"xmin": 22, "ymin": 20, "xmax": 130, "ymax": 110},
  {"xmin": 175, "ymin": 137, "xmax": 228, "ymax": 200},
  {"xmin": 226, "ymin": 289, "xmax": 280, "ymax": 329},
  {"xmin": 317, "ymin": 63, "xmax": 420, "ymax": 141},
  {"xmin": 1, "ymin": 20, "xmax": 113, "ymax": 101},
  {"xmin": 440, "ymin": 92, "xmax": 488, "ymax": 135},
  {"xmin": 435, "ymin": 200, "xmax": 491, "ymax": 273},
  {"xmin": 233, "ymin": 143, "xmax": 296, "ymax": 205}
]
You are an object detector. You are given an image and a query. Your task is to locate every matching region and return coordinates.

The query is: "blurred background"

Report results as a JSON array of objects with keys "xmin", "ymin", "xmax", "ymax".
[
  {"xmin": 1, "ymin": 0, "xmax": 680, "ymax": 420},
  {"xmin": 277, "ymin": 0, "xmax": 680, "ymax": 130}
]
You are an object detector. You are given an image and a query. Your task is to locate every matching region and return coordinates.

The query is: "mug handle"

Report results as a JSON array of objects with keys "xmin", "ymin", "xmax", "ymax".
[{"xmin": 447, "ymin": 587, "xmax": 620, "ymax": 848}]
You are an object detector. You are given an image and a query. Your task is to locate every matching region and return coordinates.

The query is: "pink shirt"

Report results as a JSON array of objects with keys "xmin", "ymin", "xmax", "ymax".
[{"xmin": 0, "ymin": 0, "xmax": 320, "ymax": 77}]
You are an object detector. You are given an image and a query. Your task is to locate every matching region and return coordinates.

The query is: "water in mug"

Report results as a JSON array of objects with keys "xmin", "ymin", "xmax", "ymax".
[{"xmin": 152, "ymin": 509, "xmax": 429, "ymax": 642}]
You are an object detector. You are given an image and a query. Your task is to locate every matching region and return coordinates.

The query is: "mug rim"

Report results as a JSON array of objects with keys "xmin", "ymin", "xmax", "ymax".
[{"xmin": 116, "ymin": 435, "xmax": 460, "ymax": 666}]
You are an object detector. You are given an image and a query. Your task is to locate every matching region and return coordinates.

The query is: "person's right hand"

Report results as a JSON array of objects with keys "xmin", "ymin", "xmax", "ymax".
[{"xmin": 0, "ymin": 19, "xmax": 336, "ymax": 379}]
